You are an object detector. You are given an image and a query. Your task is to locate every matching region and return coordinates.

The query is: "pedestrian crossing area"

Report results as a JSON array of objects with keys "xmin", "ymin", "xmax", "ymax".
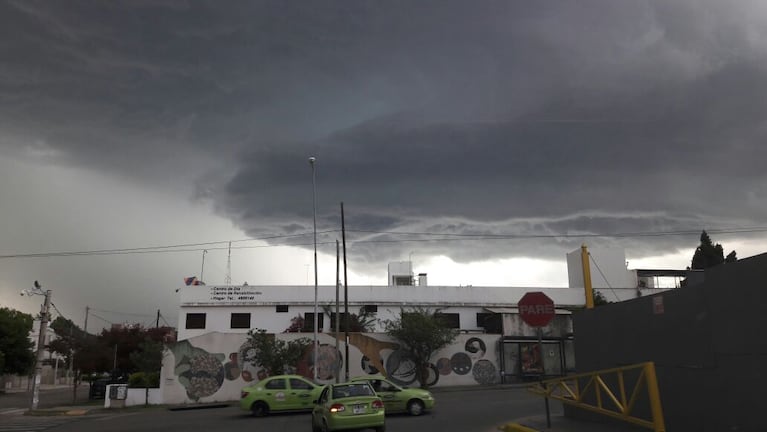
[{"xmin": 0, "ymin": 413, "xmax": 80, "ymax": 431}]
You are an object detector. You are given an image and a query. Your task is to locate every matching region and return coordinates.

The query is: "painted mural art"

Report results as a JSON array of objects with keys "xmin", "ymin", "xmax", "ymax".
[
  {"xmin": 236, "ymin": 339, "xmax": 271, "ymax": 382},
  {"xmin": 296, "ymin": 343, "xmax": 343, "ymax": 380},
  {"xmin": 170, "ymin": 340, "xmax": 226, "ymax": 401},
  {"xmin": 162, "ymin": 333, "xmax": 503, "ymax": 405}
]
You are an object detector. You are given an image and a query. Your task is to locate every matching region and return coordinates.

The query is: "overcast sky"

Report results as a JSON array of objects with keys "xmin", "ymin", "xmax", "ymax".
[{"xmin": 2, "ymin": 1, "xmax": 766, "ymax": 329}]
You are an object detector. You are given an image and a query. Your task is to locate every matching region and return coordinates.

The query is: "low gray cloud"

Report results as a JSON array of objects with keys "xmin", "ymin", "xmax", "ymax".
[{"xmin": 2, "ymin": 0, "xmax": 766, "ymax": 273}]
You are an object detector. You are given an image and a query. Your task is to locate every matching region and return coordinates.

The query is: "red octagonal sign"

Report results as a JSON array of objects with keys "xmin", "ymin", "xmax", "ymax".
[{"xmin": 518, "ymin": 291, "xmax": 555, "ymax": 327}]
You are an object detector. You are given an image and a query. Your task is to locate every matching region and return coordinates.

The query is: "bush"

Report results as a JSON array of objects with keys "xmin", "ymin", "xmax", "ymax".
[{"xmin": 128, "ymin": 371, "xmax": 159, "ymax": 388}]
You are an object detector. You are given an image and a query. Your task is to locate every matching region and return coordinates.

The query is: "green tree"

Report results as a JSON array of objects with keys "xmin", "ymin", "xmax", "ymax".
[
  {"xmin": 129, "ymin": 339, "xmax": 164, "ymax": 405},
  {"xmin": 691, "ymin": 230, "xmax": 736, "ymax": 270},
  {"xmin": 0, "ymin": 307, "xmax": 35, "ymax": 376},
  {"xmin": 322, "ymin": 305, "xmax": 376, "ymax": 332},
  {"xmin": 243, "ymin": 329, "xmax": 310, "ymax": 376},
  {"xmin": 383, "ymin": 307, "xmax": 458, "ymax": 388}
]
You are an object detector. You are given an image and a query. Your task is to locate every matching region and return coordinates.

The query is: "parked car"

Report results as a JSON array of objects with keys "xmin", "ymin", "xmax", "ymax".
[
  {"xmin": 240, "ymin": 374, "xmax": 323, "ymax": 417},
  {"xmin": 350, "ymin": 375, "xmax": 435, "ymax": 416},
  {"xmin": 312, "ymin": 382, "xmax": 385, "ymax": 432}
]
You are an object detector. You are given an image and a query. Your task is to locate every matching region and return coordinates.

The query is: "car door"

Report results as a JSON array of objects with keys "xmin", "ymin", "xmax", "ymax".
[
  {"xmin": 262, "ymin": 377, "xmax": 289, "ymax": 411},
  {"xmin": 312, "ymin": 386, "xmax": 330, "ymax": 428},
  {"xmin": 287, "ymin": 377, "xmax": 316, "ymax": 410},
  {"xmin": 377, "ymin": 379, "xmax": 404, "ymax": 412}
]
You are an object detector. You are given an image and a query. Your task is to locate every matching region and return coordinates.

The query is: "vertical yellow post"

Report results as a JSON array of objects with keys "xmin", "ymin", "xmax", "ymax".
[
  {"xmin": 581, "ymin": 244, "xmax": 595, "ymax": 309},
  {"xmin": 644, "ymin": 362, "xmax": 667, "ymax": 432}
]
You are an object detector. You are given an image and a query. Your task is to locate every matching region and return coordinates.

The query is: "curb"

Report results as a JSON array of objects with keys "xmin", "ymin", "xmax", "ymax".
[
  {"xmin": 167, "ymin": 403, "xmax": 230, "ymax": 411},
  {"xmin": 498, "ymin": 423, "xmax": 539, "ymax": 432}
]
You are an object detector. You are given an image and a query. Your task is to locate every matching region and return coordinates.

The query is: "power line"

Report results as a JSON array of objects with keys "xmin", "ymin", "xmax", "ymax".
[
  {"xmin": 588, "ymin": 253, "xmax": 621, "ymax": 302},
  {"xmin": 1, "ymin": 226, "xmax": 765, "ymax": 260},
  {"xmin": 0, "ymin": 230, "xmax": 339, "ymax": 259},
  {"xmin": 88, "ymin": 312, "xmax": 114, "ymax": 325},
  {"xmin": 89, "ymin": 308, "xmax": 157, "ymax": 318},
  {"xmin": 348, "ymin": 227, "xmax": 767, "ymax": 239}
]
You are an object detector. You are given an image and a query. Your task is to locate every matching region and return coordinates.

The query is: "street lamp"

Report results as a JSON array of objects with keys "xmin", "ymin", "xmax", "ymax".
[
  {"xmin": 22, "ymin": 280, "xmax": 52, "ymax": 411},
  {"xmin": 309, "ymin": 156, "xmax": 319, "ymax": 381}
]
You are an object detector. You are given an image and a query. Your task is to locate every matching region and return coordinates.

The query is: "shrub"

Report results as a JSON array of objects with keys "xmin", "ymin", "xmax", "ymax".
[{"xmin": 128, "ymin": 371, "xmax": 159, "ymax": 388}]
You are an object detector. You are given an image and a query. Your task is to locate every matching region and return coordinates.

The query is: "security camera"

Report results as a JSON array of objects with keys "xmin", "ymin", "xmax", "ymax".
[
  {"xmin": 309, "ymin": 157, "xmax": 316, "ymax": 164},
  {"xmin": 34, "ymin": 280, "xmax": 40, "ymax": 289}
]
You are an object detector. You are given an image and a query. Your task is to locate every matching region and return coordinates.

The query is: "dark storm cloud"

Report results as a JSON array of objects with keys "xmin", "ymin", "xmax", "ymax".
[{"xmin": 2, "ymin": 0, "xmax": 766, "ymax": 265}]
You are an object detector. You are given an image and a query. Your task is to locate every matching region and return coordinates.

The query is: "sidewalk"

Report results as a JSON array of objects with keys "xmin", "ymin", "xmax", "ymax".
[
  {"xmin": 2, "ymin": 383, "xmax": 73, "ymax": 394},
  {"xmin": 501, "ymin": 414, "xmax": 648, "ymax": 432}
]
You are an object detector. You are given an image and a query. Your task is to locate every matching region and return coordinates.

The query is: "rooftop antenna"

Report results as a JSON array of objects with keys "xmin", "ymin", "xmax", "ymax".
[{"xmin": 225, "ymin": 241, "xmax": 232, "ymax": 285}]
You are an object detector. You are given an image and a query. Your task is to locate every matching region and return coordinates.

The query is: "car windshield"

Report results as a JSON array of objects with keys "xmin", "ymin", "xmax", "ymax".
[{"xmin": 332, "ymin": 383, "xmax": 374, "ymax": 399}]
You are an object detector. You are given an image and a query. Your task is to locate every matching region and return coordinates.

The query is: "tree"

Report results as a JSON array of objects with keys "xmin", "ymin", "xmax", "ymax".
[
  {"xmin": 322, "ymin": 305, "xmax": 376, "ymax": 332},
  {"xmin": 383, "ymin": 307, "xmax": 458, "ymax": 388},
  {"xmin": 691, "ymin": 230, "xmax": 736, "ymax": 270},
  {"xmin": 243, "ymin": 329, "xmax": 310, "ymax": 376},
  {"xmin": 0, "ymin": 308, "xmax": 35, "ymax": 377},
  {"xmin": 593, "ymin": 291, "xmax": 611, "ymax": 306},
  {"xmin": 129, "ymin": 339, "xmax": 164, "ymax": 405}
]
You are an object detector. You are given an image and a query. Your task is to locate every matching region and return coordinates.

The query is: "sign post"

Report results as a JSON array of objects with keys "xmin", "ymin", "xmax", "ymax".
[{"xmin": 518, "ymin": 291, "xmax": 556, "ymax": 428}]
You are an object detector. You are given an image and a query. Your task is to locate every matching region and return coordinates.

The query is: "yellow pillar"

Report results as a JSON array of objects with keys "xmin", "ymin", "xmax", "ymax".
[{"xmin": 581, "ymin": 244, "xmax": 594, "ymax": 309}]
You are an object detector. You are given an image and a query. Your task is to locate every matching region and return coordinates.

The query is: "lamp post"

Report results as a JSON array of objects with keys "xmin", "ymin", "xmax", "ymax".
[
  {"xmin": 309, "ymin": 156, "xmax": 319, "ymax": 381},
  {"xmin": 23, "ymin": 281, "xmax": 52, "ymax": 410}
]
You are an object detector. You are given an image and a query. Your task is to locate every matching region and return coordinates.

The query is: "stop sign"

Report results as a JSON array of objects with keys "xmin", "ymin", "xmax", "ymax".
[{"xmin": 518, "ymin": 291, "xmax": 555, "ymax": 327}]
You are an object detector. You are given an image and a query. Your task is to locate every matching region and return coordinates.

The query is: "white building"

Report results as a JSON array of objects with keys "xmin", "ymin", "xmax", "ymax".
[{"xmin": 160, "ymin": 247, "xmax": 689, "ymax": 404}]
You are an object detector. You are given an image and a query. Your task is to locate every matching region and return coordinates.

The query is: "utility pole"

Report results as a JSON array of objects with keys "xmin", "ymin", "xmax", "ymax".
[
  {"xmin": 335, "ymin": 240, "xmax": 340, "ymax": 383},
  {"xmin": 341, "ymin": 202, "xmax": 350, "ymax": 382},
  {"xmin": 84, "ymin": 306, "xmax": 89, "ymax": 334},
  {"xmin": 309, "ymin": 156, "xmax": 319, "ymax": 381},
  {"xmin": 581, "ymin": 244, "xmax": 595, "ymax": 309},
  {"xmin": 30, "ymin": 283, "xmax": 52, "ymax": 410},
  {"xmin": 156, "ymin": 309, "xmax": 160, "ymax": 328}
]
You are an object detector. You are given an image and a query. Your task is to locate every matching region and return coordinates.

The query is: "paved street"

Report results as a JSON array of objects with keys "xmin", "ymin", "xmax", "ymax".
[{"xmin": 0, "ymin": 387, "xmax": 559, "ymax": 432}]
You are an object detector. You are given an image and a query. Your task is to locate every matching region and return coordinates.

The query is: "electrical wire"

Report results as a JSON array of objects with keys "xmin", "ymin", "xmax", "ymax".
[
  {"xmin": 348, "ymin": 226, "xmax": 767, "ymax": 239},
  {"xmin": 588, "ymin": 253, "xmax": 621, "ymax": 302},
  {"xmin": 0, "ymin": 230, "xmax": 340, "ymax": 259},
  {"xmin": 88, "ymin": 312, "xmax": 114, "ymax": 325},
  {"xmin": 1, "ymin": 226, "xmax": 764, "ymax": 259}
]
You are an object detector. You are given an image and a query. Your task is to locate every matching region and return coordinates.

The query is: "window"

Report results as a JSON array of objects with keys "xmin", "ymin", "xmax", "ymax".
[
  {"xmin": 276, "ymin": 305, "xmax": 289, "ymax": 313},
  {"xmin": 185, "ymin": 313, "xmax": 206, "ymax": 329},
  {"xmin": 290, "ymin": 378, "xmax": 314, "ymax": 390},
  {"xmin": 265, "ymin": 378, "xmax": 286, "ymax": 390},
  {"xmin": 435, "ymin": 313, "xmax": 460, "ymax": 329},
  {"xmin": 230, "ymin": 313, "xmax": 251, "ymax": 329},
  {"xmin": 393, "ymin": 276, "xmax": 412, "ymax": 286},
  {"xmin": 476, "ymin": 313, "xmax": 492, "ymax": 327},
  {"xmin": 477, "ymin": 313, "xmax": 502, "ymax": 333},
  {"xmin": 302, "ymin": 313, "xmax": 324, "ymax": 332},
  {"xmin": 362, "ymin": 305, "xmax": 378, "ymax": 313}
]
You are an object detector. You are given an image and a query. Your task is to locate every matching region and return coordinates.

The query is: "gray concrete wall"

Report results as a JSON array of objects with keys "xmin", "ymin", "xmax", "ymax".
[{"xmin": 570, "ymin": 253, "xmax": 767, "ymax": 432}]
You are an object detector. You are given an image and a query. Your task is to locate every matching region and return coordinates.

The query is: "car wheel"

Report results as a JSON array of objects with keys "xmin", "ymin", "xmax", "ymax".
[
  {"xmin": 407, "ymin": 399, "xmax": 425, "ymax": 416},
  {"xmin": 251, "ymin": 401, "xmax": 269, "ymax": 417}
]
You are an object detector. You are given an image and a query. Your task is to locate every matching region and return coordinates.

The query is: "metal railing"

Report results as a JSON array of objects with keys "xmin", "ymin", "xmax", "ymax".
[{"xmin": 528, "ymin": 361, "xmax": 666, "ymax": 432}]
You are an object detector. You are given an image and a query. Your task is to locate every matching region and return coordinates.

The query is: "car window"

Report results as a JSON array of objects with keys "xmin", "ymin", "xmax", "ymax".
[
  {"xmin": 264, "ymin": 378, "xmax": 286, "ymax": 390},
  {"xmin": 290, "ymin": 378, "xmax": 313, "ymax": 390},
  {"xmin": 333, "ymin": 383, "xmax": 374, "ymax": 398},
  {"xmin": 379, "ymin": 380, "xmax": 398, "ymax": 392},
  {"xmin": 319, "ymin": 387, "xmax": 329, "ymax": 403}
]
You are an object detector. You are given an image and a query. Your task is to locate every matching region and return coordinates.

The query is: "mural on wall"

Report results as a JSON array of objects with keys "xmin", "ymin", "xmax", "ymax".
[
  {"xmin": 163, "ymin": 332, "xmax": 501, "ymax": 404},
  {"xmin": 296, "ymin": 343, "xmax": 343, "ymax": 380},
  {"xmin": 170, "ymin": 340, "xmax": 226, "ymax": 401}
]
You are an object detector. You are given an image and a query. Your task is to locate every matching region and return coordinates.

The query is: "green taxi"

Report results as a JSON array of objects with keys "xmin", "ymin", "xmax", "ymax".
[
  {"xmin": 312, "ymin": 382, "xmax": 385, "ymax": 432},
  {"xmin": 351, "ymin": 375, "xmax": 435, "ymax": 416},
  {"xmin": 240, "ymin": 374, "xmax": 322, "ymax": 417}
]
